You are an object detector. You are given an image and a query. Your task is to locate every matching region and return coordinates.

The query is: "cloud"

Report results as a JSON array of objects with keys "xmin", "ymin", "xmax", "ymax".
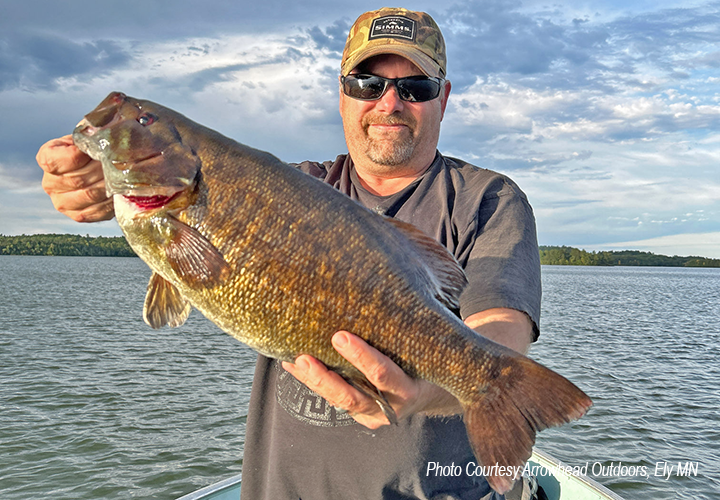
[
  {"xmin": 306, "ymin": 19, "xmax": 352, "ymax": 54},
  {"xmin": 0, "ymin": 0, "xmax": 363, "ymax": 39},
  {"xmin": 437, "ymin": 0, "xmax": 610, "ymax": 89},
  {"xmin": 0, "ymin": 29, "xmax": 347, "ymax": 185},
  {"xmin": 590, "ymin": 232, "xmax": 720, "ymax": 258},
  {"xmin": 0, "ymin": 0, "xmax": 718, "ymax": 259},
  {"xmin": 0, "ymin": 162, "xmax": 43, "ymax": 192},
  {"xmin": 437, "ymin": 0, "xmax": 720, "ymax": 98},
  {"xmin": 0, "ymin": 33, "xmax": 132, "ymax": 91},
  {"xmin": 444, "ymin": 82, "xmax": 720, "ymax": 153},
  {"xmin": 0, "ymin": 187, "xmax": 122, "ymax": 237}
]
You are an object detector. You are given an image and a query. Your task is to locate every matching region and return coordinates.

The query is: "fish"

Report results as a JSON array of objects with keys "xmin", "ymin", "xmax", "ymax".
[{"xmin": 72, "ymin": 91, "xmax": 592, "ymax": 494}]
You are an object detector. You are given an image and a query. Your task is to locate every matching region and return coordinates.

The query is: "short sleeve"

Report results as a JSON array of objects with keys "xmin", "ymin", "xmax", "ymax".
[{"xmin": 456, "ymin": 176, "xmax": 542, "ymax": 340}]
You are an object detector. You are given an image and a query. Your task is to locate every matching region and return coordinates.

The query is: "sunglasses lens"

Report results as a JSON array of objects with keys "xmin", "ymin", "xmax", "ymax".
[
  {"xmin": 344, "ymin": 76, "xmax": 387, "ymax": 100},
  {"xmin": 397, "ymin": 77, "xmax": 441, "ymax": 102},
  {"xmin": 343, "ymin": 75, "xmax": 442, "ymax": 102}
]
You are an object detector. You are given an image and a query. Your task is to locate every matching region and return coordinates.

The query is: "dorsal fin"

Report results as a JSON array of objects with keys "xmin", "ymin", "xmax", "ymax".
[{"xmin": 384, "ymin": 217, "xmax": 468, "ymax": 311}]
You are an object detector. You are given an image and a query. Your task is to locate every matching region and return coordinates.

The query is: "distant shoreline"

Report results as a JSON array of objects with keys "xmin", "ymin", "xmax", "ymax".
[
  {"xmin": 0, "ymin": 234, "xmax": 135, "ymax": 257},
  {"xmin": 539, "ymin": 245, "xmax": 720, "ymax": 268},
  {"xmin": 1, "ymin": 234, "xmax": 718, "ymax": 267}
]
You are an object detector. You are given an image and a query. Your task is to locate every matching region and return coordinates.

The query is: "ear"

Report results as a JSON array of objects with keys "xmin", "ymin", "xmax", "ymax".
[{"xmin": 440, "ymin": 80, "xmax": 452, "ymax": 120}]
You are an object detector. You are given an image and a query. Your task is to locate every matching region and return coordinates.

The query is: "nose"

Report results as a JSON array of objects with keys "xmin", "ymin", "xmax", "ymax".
[
  {"xmin": 374, "ymin": 83, "xmax": 404, "ymax": 114},
  {"xmin": 74, "ymin": 118, "xmax": 97, "ymax": 137}
]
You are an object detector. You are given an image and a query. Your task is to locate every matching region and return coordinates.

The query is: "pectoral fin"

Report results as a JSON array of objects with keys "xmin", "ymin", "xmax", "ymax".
[
  {"xmin": 143, "ymin": 272, "xmax": 192, "ymax": 328},
  {"xmin": 344, "ymin": 374, "xmax": 398, "ymax": 425},
  {"xmin": 165, "ymin": 214, "xmax": 232, "ymax": 287}
]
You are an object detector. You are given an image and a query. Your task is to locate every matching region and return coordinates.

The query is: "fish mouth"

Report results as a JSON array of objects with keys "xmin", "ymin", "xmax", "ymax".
[{"xmin": 120, "ymin": 188, "xmax": 185, "ymax": 211}]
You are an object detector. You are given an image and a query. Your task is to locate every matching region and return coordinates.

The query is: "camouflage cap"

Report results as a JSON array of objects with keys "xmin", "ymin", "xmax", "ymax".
[{"xmin": 341, "ymin": 8, "xmax": 447, "ymax": 78}]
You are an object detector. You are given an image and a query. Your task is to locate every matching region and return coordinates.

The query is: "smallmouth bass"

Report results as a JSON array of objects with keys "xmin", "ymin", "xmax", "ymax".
[{"xmin": 72, "ymin": 91, "xmax": 592, "ymax": 494}]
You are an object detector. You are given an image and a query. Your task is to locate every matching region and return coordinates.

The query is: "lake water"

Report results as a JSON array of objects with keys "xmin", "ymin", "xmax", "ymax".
[{"xmin": 0, "ymin": 257, "xmax": 718, "ymax": 499}]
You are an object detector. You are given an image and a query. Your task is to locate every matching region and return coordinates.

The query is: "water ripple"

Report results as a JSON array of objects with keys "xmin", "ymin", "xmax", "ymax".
[
  {"xmin": 1, "ymin": 258, "xmax": 718, "ymax": 499},
  {"xmin": 534, "ymin": 266, "xmax": 720, "ymax": 500}
]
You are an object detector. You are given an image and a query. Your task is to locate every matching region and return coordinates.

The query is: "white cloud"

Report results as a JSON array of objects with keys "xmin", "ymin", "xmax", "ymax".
[
  {"xmin": 590, "ymin": 232, "xmax": 720, "ymax": 258},
  {"xmin": 1, "ymin": 0, "xmax": 720, "ymax": 259},
  {"xmin": 446, "ymin": 80, "xmax": 720, "ymax": 145},
  {"xmin": 0, "ymin": 31, "xmax": 348, "ymax": 237},
  {"xmin": 0, "ymin": 163, "xmax": 43, "ymax": 192},
  {"xmin": 0, "ymin": 188, "xmax": 122, "ymax": 237}
]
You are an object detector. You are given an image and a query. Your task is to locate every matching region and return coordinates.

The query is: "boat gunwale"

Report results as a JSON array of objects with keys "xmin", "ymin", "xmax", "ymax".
[
  {"xmin": 531, "ymin": 449, "xmax": 626, "ymax": 500},
  {"xmin": 173, "ymin": 449, "xmax": 627, "ymax": 500},
  {"xmin": 174, "ymin": 473, "xmax": 242, "ymax": 500}
]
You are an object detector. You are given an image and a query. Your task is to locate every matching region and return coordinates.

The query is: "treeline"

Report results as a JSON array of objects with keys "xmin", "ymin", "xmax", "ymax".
[
  {"xmin": 0, "ymin": 234, "xmax": 135, "ymax": 257},
  {"xmin": 540, "ymin": 245, "xmax": 720, "ymax": 267},
  {"xmin": 2, "ymin": 235, "xmax": 718, "ymax": 267}
]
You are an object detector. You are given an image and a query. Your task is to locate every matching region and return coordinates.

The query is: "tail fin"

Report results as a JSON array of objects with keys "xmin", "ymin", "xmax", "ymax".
[{"xmin": 462, "ymin": 355, "xmax": 592, "ymax": 494}]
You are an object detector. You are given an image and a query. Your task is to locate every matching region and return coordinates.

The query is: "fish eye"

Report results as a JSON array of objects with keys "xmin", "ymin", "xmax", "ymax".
[{"xmin": 138, "ymin": 113, "xmax": 157, "ymax": 126}]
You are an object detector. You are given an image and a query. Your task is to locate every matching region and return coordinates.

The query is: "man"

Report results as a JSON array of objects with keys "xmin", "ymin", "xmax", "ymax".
[{"xmin": 37, "ymin": 8, "xmax": 541, "ymax": 500}]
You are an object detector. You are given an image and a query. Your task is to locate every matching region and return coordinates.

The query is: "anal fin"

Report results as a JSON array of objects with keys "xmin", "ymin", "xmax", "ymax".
[
  {"xmin": 143, "ymin": 272, "xmax": 192, "ymax": 328},
  {"xmin": 165, "ymin": 214, "xmax": 231, "ymax": 288}
]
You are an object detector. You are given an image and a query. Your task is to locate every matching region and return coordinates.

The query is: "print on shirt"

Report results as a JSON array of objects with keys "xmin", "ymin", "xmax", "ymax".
[{"xmin": 275, "ymin": 360, "xmax": 357, "ymax": 427}]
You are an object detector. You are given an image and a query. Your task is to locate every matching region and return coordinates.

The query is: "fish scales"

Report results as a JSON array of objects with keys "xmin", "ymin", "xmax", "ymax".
[
  {"xmin": 195, "ymin": 145, "xmax": 448, "ymax": 374},
  {"xmin": 72, "ymin": 91, "xmax": 592, "ymax": 494}
]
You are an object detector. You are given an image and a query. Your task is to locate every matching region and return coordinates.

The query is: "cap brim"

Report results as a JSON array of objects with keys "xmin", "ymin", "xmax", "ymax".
[{"xmin": 341, "ymin": 44, "xmax": 443, "ymax": 78}]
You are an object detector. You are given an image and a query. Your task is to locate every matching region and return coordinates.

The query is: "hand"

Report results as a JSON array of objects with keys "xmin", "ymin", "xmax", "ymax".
[
  {"xmin": 37, "ymin": 135, "xmax": 114, "ymax": 222},
  {"xmin": 282, "ymin": 331, "xmax": 460, "ymax": 429}
]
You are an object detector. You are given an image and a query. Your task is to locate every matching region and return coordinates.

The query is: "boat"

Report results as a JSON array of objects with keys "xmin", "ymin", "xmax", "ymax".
[
  {"xmin": 528, "ymin": 449, "xmax": 626, "ymax": 500},
  {"xmin": 175, "ymin": 472, "xmax": 242, "ymax": 500},
  {"xmin": 174, "ymin": 449, "xmax": 625, "ymax": 500}
]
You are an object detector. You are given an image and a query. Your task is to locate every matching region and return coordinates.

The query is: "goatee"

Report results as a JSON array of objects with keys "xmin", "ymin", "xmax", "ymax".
[{"xmin": 362, "ymin": 113, "xmax": 416, "ymax": 166}]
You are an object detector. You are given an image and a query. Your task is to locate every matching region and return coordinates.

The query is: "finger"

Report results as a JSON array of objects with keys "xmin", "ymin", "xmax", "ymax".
[
  {"xmin": 64, "ymin": 197, "xmax": 116, "ymax": 223},
  {"xmin": 42, "ymin": 160, "xmax": 106, "ymax": 196},
  {"xmin": 331, "ymin": 331, "xmax": 414, "ymax": 395},
  {"xmin": 332, "ymin": 333, "xmax": 461, "ymax": 418},
  {"xmin": 47, "ymin": 179, "xmax": 114, "ymax": 222},
  {"xmin": 36, "ymin": 135, "xmax": 92, "ymax": 175},
  {"xmin": 282, "ymin": 356, "xmax": 384, "ymax": 421}
]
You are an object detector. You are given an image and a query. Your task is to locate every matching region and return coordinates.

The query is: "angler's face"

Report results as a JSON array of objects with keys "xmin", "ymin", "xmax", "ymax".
[{"xmin": 339, "ymin": 54, "xmax": 450, "ymax": 178}]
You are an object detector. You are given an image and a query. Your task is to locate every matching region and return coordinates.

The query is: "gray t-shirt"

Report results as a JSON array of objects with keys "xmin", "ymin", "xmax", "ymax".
[{"xmin": 240, "ymin": 153, "xmax": 541, "ymax": 500}]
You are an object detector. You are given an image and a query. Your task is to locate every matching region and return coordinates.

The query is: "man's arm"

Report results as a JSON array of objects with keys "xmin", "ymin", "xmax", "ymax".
[
  {"xmin": 282, "ymin": 306, "xmax": 533, "ymax": 429},
  {"xmin": 464, "ymin": 308, "xmax": 533, "ymax": 354},
  {"xmin": 37, "ymin": 135, "xmax": 114, "ymax": 222}
]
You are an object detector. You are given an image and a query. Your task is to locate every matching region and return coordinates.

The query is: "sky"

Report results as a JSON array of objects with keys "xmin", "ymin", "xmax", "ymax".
[{"xmin": 1, "ymin": 0, "xmax": 719, "ymax": 257}]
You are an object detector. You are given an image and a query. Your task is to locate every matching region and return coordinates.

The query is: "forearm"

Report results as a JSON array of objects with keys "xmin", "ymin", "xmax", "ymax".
[{"xmin": 464, "ymin": 307, "xmax": 534, "ymax": 354}]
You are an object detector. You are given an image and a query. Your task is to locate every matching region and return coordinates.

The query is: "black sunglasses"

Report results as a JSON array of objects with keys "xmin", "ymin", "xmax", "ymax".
[{"xmin": 341, "ymin": 74, "xmax": 444, "ymax": 103}]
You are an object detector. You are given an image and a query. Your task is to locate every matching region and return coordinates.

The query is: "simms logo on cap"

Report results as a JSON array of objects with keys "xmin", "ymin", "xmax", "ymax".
[{"xmin": 369, "ymin": 16, "xmax": 416, "ymax": 41}]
